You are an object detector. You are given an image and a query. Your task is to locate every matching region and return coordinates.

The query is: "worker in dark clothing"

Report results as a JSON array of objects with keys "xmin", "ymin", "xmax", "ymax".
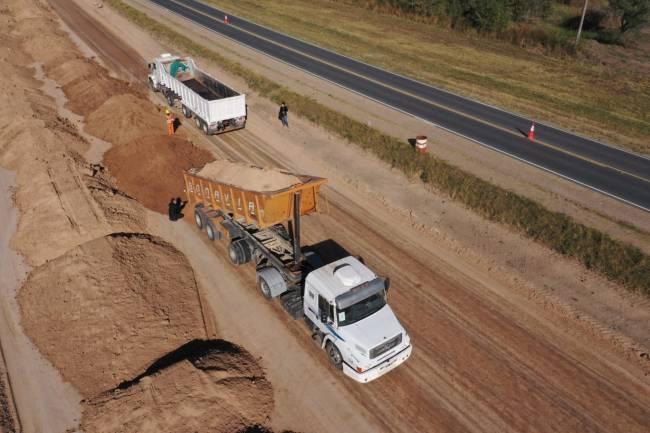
[
  {"xmin": 278, "ymin": 102, "xmax": 289, "ymax": 127},
  {"xmin": 174, "ymin": 197, "xmax": 187, "ymax": 220},
  {"xmin": 168, "ymin": 198, "xmax": 177, "ymax": 221},
  {"xmin": 168, "ymin": 197, "xmax": 187, "ymax": 221}
]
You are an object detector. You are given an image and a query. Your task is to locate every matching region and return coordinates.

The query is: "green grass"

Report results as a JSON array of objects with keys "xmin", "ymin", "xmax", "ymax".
[
  {"xmin": 203, "ymin": 0, "xmax": 649, "ymax": 154},
  {"xmin": 106, "ymin": 0, "xmax": 650, "ymax": 296}
]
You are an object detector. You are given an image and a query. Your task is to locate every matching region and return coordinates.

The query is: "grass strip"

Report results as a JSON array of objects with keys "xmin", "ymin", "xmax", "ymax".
[{"xmin": 106, "ymin": 0, "xmax": 650, "ymax": 296}]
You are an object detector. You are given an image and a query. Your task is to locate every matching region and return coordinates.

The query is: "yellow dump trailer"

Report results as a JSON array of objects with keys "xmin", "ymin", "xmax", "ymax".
[{"xmin": 183, "ymin": 167, "xmax": 326, "ymax": 229}]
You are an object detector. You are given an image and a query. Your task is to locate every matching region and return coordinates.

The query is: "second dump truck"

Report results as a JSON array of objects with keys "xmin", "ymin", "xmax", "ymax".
[
  {"xmin": 184, "ymin": 162, "xmax": 412, "ymax": 383},
  {"xmin": 148, "ymin": 53, "xmax": 246, "ymax": 134}
]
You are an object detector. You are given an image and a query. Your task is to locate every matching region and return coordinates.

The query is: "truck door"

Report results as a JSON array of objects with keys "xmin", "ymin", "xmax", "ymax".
[
  {"xmin": 304, "ymin": 284, "xmax": 320, "ymax": 326},
  {"xmin": 318, "ymin": 295, "xmax": 334, "ymax": 332}
]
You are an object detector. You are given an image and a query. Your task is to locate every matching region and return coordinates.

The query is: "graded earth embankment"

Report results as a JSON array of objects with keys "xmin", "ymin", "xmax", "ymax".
[{"xmin": 18, "ymin": 233, "xmax": 207, "ymax": 398}]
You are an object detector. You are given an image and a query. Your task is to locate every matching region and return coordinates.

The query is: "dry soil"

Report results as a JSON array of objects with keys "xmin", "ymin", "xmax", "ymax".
[
  {"xmin": 0, "ymin": 1, "xmax": 289, "ymax": 432},
  {"xmin": 104, "ymin": 134, "xmax": 214, "ymax": 213},
  {"xmin": 198, "ymin": 160, "xmax": 301, "ymax": 191}
]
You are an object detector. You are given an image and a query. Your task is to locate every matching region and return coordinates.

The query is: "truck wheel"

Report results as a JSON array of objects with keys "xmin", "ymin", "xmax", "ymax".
[
  {"xmin": 201, "ymin": 121, "xmax": 210, "ymax": 135},
  {"xmin": 182, "ymin": 105, "xmax": 192, "ymax": 118},
  {"xmin": 148, "ymin": 78, "xmax": 158, "ymax": 92},
  {"xmin": 326, "ymin": 341, "xmax": 343, "ymax": 371},
  {"xmin": 195, "ymin": 117, "xmax": 201, "ymax": 128},
  {"xmin": 206, "ymin": 221, "xmax": 219, "ymax": 241},
  {"xmin": 257, "ymin": 275, "xmax": 272, "ymax": 299},
  {"xmin": 194, "ymin": 209, "xmax": 204, "ymax": 229},
  {"xmin": 166, "ymin": 92, "xmax": 175, "ymax": 106},
  {"xmin": 228, "ymin": 239, "xmax": 251, "ymax": 265}
]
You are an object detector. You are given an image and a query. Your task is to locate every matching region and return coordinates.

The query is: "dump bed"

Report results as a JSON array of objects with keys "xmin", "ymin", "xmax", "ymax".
[{"xmin": 184, "ymin": 168, "xmax": 327, "ymax": 229}]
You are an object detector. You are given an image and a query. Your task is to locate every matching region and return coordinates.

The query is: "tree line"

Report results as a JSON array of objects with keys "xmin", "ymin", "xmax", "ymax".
[{"xmin": 365, "ymin": 0, "xmax": 649, "ymax": 33}]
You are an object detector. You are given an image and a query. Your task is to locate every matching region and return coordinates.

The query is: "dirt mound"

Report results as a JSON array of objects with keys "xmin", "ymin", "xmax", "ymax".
[
  {"xmin": 103, "ymin": 135, "xmax": 214, "ymax": 213},
  {"xmin": 47, "ymin": 56, "xmax": 105, "ymax": 87},
  {"xmin": 198, "ymin": 160, "xmax": 301, "ymax": 191},
  {"xmin": 62, "ymin": 73, "xmax": 135, "ymax": 116},
  {"xmin": 18, "ymin": 233, "xmax": 207, "ymax": 398},
  {"xmin": 85, "ymin": 93, "xmax": 165, "ymax": 146},
  {"xmin": 81, "ymin": 339, "xmax": 274, "ymax": 433}
]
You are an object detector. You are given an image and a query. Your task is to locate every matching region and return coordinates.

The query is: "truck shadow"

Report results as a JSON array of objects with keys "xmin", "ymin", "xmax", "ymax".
[{"xmin": 303, "ymin": 239, "xmax": 364, "ymax": 265}]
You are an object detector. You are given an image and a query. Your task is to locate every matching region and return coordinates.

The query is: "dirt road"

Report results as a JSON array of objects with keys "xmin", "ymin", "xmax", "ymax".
[{"xmin": 26, "ymin": 0, "xmax": 650, "ymax": 432}]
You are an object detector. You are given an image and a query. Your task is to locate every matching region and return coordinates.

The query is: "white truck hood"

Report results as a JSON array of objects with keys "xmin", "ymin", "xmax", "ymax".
[{"xmin": 338, "ymin": 304, "xmax": 403, "ymax": 350}]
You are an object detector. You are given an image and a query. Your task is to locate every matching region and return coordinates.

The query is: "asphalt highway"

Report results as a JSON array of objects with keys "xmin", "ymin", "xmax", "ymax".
[{"xmin": 149, "ymin": 0, "xmax": 650, "ymax": 212}]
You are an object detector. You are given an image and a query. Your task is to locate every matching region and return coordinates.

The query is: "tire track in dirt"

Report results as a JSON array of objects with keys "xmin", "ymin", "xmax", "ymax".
[
  {"xmin": 53, "ymin": 2, "xmax": 650, "ymax": 432},
  {"xmin": 48, "ymin": 0, "xmax": 147, "ymax": 82}
]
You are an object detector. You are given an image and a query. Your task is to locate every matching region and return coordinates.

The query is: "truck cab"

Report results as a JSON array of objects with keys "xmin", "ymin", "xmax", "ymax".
[{"xmin": 303, "ymin": 256, "xmax": 412, "ymax": 383}]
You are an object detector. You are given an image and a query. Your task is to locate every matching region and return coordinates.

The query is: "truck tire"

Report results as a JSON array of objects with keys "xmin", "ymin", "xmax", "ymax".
[
  {"xmin": 257, "ymin": 274, "xmax": 273, "ymax": 299},
  {"xmin": 326, "ymin": 341, "xmax": 343, "ymax": 371},
  {"xmin": 201, "ymin": 121, "xmax": 210, "ymax": 135},
  {"xmin": 182, "ymin": 105, "xmax": 192, "ymax": 118},
  {"xmin": 166, "ymin": 92, "xmax": 175, "ymax": 106},
  {"xmin": 256, "ymin": 267, "xmax": 286, "ymax": 299},
  {"xmin": 148, "ymin": 78, "xmax": 158, "ymax": 92},
  {"xmin": 194, "ymin": 209, "xmax": 204, "ymax": 230},
  {"xmin": 206, "ymin": 221, "xmax": 220, "ymax": 241},
  {"xmin": 228, "ymin": 239, "xmax": 251, "ymax": 266}
]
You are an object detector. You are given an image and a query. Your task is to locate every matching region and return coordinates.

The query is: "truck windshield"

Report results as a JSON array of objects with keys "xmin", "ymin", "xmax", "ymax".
[{"xmin": 337, "ymin": 291, "xmax": 386, "ymax": 326}]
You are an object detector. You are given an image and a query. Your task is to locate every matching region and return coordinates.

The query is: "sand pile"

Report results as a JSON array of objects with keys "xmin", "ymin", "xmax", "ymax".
[
  {"xmin": 62, "ymin": 74, "xmax": 135, "ymax": 116},
  {"xmin": 81, "ymin": 339, "xmax": 275, "ymax": 433},
  {"xmin": 18, "ymin": 233, "xmax": 207, "ymax": 398},
  {"xmin": 85, "ymin": 93, "xmax": 165, "ymax": 146},
  {"xmin": 47, "ymin": 56, "xmax": 105, "ymax": 87},
  {"xmin": 103, "ymin": 135, "xmax": 213, "ymax": 213},
  {"xmin": 198, "ymin": 160, "xmax": 301, "ymax": 191}
]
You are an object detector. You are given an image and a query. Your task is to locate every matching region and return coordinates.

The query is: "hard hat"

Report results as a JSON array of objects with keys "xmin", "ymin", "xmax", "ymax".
[{"xmin": 165, "ymin": 108, "xmax": 171, "ymax": 115}]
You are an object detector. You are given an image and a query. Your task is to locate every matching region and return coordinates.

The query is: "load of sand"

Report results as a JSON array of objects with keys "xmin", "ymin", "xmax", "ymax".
[
  {"xmin": 198, "ymin": 160, "xmax": 301, "ymax": 191},
  {"xmin": 18, "ymin": 233, "xmax": 207, "ymax": 398},
  {"xmin": 85, "ymin": 94, "xmax": 166, "ymax": 146},
  {"xmin": 81, "ymin": 339, "xmax": 276, "ymax": 433},
  {"xmin": 103, "ymin": 135, "xmax": 214, "ymax": 213}
]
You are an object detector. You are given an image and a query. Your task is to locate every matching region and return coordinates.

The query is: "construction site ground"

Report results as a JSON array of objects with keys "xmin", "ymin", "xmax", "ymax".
[{"xmin": 0, "ymin": 0, "xmax": 648, "ymax": 433}]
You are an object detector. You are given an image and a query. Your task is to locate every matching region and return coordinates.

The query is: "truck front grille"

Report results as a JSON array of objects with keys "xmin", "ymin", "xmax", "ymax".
[{"xmin": 370, "ymin": 333, "xmax": 402, "ymax": 359}]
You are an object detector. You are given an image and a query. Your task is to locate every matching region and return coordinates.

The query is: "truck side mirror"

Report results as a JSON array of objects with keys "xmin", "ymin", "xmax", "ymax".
[{"xmin": 320, "ymin": 311, "xmax": 327, "ymax": 323}]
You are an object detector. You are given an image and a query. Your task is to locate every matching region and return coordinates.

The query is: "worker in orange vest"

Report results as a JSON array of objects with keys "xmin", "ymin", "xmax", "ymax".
[{"xmin": 165, "ymin": 108, "xmax": 175, "ymax": 135}]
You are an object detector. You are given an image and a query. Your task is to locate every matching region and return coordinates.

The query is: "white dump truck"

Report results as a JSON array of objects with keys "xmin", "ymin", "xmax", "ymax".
[
  {"xmin": 184, "ymin": 163, "xmax": 412, "ymax": 382},
  {"xmin": 148, "ymin": 53, "xmax": 246, "ymax": 134}
]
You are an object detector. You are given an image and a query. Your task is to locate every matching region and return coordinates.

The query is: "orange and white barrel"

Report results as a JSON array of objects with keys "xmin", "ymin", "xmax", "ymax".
[{"xmin": 415, "ymin": 135, "xmax": 428, "ymax": 154}]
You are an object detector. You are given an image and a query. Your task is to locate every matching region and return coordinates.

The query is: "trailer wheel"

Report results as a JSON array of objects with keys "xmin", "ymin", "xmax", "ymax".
[
  {"xmin": 182, "ymin": 105, "xmax": 192, "ymax": 118},
  {"xmin": 257, "ymin": 275, "xmax": 272, "ymax": 299},
  {"xmin": 194, "ymin": 209, "xmax": 204, "ymax": 230},
  {"xmin": 206, "ymin": 221, "xmax": 220, "ymax": 241},
  {"xmin": 166, "ymin": 92, "xmax": 175, "ymax": 106},
  {"xmin": 326, "ymin": 341, "xmax": 343, "ymax": 371},
  {"xmin": 257, "ymin": 267, "xmax": 286, "ymax": 300},
  {"xmin": 148, "ymin": 78, "xmax": 158, "ymax": 92},
  {"xmin": 201, "ymin": 121, "xmax": 210, "ymax": 135},
  {"xmin": 228, "ymin": 239, "xmax": 251, "ymax": 265}
]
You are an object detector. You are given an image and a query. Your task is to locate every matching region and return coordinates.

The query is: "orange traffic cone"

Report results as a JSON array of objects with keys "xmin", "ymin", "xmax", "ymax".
[
  {"xmin": 224, "ymin": 15, "xmax": 229, "ymax": 24},
  {"xmin": 527, "ymin": 121, "xmax": 535, "ymax": 141}
]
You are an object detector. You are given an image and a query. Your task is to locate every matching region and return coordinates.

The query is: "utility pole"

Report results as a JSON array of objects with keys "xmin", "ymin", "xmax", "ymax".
[{"xmin": 575, "ymin": 0, "xmax": 589, "ymax": 46}]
